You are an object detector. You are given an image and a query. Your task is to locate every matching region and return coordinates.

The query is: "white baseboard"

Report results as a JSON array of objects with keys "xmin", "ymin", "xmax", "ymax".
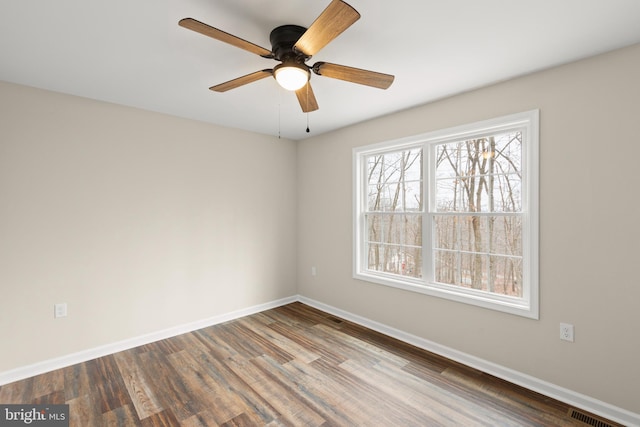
[
  {"xmin": 0, "ymin": 295, "xmax": 297, "ymax": 387},
  {"xmin": 297, "ymin": 295, "xmax": 640, "ymax": 427}
]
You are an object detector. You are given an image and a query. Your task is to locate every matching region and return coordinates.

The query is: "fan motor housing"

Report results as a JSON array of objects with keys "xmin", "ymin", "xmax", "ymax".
[{"xmin": 269, "ymin": 25, "xmax": 308, "ymax": 61}]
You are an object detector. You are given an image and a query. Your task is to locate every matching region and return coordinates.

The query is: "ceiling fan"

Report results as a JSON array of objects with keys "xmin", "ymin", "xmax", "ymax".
[{"xmin": 179, "ymin": 0, "xmax": 394, "ymax": 113}]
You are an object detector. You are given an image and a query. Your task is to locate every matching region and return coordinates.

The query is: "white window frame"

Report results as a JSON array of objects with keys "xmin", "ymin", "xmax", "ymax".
[{"xmin": 353, "ymin": 110, "xmax": 539, "ymax": 319}]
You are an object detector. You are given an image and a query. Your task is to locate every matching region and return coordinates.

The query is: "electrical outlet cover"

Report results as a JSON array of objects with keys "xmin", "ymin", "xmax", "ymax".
[
  {"xmin": 560, "ymin": 323, "xmax": 574, "ymax": 342},
  {"xmin": 54, "ymin": 303, "xmax": 68, "ymax": 318}
]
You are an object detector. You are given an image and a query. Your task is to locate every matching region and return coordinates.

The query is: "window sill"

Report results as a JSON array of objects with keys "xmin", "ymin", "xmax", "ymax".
[{"xmin": 354, "ymin": 271, "xmax": 538, "ymax": 319}]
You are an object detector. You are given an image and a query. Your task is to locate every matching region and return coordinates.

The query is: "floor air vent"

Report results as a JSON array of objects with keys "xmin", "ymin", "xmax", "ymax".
[{"xmin": 568, "ymin": 408, "xmax": 616, "ymax": 427}]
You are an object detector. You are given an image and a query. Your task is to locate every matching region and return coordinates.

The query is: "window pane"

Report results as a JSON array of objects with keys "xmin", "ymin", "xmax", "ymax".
[
  {"xmin": 368, "ymin": 214, "xmax": 421, "ymax": 245},
  {"xmin": 434, "ymin": 250, "xmax": 457, "ymax": 285},
  {"xmin": 368, "ymin": 181, "xmax": 422, "ymax": 212},
  {"xmin": 366, "ymin": 214, "xmax": 384, "ymax": 244},
  {"xmin": 435, "ymin": 215, "xmax": 524, "ymax": 257},
  {"xmin": 435, "ymin": 178, "xmax": 461, "ymax": 212},
  {"xmin": 367, "ymin": 148, "xmax": 423, "ymax": 212},
  {"xmin": 378, "ymin": 214, "xmax": 421, "ymax": 246},
  {"xmin": 436, "ymin": 250, "xmax": 523, "ymax": 295},
  {"xmin": 489, "ymin": 255, "xmax": 523, "ymax": 297},
  {"xmin": 435, "ymin": 175, "xmax": 522, "ymax": 213},
  {"xmin": 433, "ymin": 215, "xmax": 458, "ymax": 250},
  {"xmin": 492, "ymin": 174, "xmax": 522, "ymax": 212},
  {"xmin": 367, "ymin": 243, "xmax": 386, "ymax": 272},
  {"xmin": 435, "ymin": 144, "xmax": 471, "ymax": 179},
  {"xmin": 403, "ymin": 180, "xmax": 422, "ymax": 211},
  {"xmin": 367, "ymin": 243, "xmax": 422, "ymax": 278},
  {"xmin": 489, "ymin": 216, "xmax": 522, "ymax": 256},
  {"xmin": 459, "ymin": 216, "xmax": 489, "ymax": 254},
  {"xmin": 459, "ymin": 252, "xmax": 489, "ymax": 290},
  {"xmin": 366, "ymin": 149, "xmax": 422, "ymax": 185},
  {"xmin": 407, "ymin": 250, "xmax": 423, "ymax": 278},
  {"xmin": 435, "ymin": 133, "xmax": 522, "ymax": 213},
  {"xmin": 368, "ymin": 183, "xmax": 395, "ymax": 211},
  {"xmin": 493, "ymin": 132, "xmax": 522, "ymax": 175},
  {"xmin": 364, "ymin": 147, "xmax": 423, "ymax": 281},
  {"xmin": 434, "ymin": 214, "xmax": 523, "ymax": 295},
  {"xmin": 404, "ymin": 152, "xmax": 423, "ymax": 181}
]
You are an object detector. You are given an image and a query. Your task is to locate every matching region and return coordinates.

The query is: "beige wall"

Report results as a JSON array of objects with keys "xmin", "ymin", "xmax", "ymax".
[
  {"xmin": 0, "ymin": 82, "xmax": 297, "ymax": 372},
  {"xmin": 297, "ymin": 43, "xmax": 640, "ymax": 414}
]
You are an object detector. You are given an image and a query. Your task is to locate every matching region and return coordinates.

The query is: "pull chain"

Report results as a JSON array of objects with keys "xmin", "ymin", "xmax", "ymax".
[
  {"xmin": 277, "ymin": 87, "xmax": 282, "ymax": 139},
  {"xmin": 305, "ymin": 83, "xmax": 310, "ymax": 133}
]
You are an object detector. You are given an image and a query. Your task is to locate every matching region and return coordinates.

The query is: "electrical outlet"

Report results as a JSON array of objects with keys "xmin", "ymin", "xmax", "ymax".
[
  {"xmin": 311, "ymin": 266, "xmax": 317, "ymax": 276},
  {"xmin": 560, "ymin": 323, "xmax": 574, "ymax": 342},
  {"xmin": 54, "ymin": 303, "xmax": 67, "ymax": 318}
]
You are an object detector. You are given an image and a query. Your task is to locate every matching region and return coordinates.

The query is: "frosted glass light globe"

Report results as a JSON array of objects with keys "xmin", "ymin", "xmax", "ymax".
[{"xmin": 274, "ymin": 63, "xmax": 309, "ymax": 91}]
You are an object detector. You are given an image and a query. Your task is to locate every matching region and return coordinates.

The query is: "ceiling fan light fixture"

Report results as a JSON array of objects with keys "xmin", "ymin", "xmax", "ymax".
[
  {"xmin": 274, "ymin": 62, "xmax": 309, "ymax": 91},
  {"xmin": 180, "ymin": 0, "xmax": 393, "ymax": 113}
]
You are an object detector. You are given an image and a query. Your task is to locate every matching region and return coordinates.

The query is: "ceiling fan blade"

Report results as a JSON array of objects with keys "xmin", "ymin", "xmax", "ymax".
[
  {"xmin": 293, "ymin": 0, "xmax": 360, "ymax": 57},
  {"xmin": 312, "ymin": 62, "xmax": 394, "ymax": 89},
  {"xmin": 210, "ymin": 70, "xmax": 273, "ymax": 92},
  {"xmin": 295, "ymin": 82, "xmax": 319, "ymax": 112},
  {"xmin": 179, "ymin": 18, "xmax": 273, "ymax": 58}
]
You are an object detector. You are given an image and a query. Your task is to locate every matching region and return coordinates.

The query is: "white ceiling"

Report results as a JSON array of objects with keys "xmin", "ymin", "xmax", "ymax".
[{"xmin": 1, "ymin": 1, "xmax": 640, "ymax": 141}]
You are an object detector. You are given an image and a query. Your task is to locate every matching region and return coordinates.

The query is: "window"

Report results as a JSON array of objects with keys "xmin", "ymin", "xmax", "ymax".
[{"xmin": 353, "ymin": 110, "xmax": 539, "ymax": 318}]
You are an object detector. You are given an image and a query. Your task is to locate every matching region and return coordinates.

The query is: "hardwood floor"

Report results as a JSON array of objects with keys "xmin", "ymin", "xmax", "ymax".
[{"xmin": 0, "ymin": 302, "xmax": 620, "ymax": 426}]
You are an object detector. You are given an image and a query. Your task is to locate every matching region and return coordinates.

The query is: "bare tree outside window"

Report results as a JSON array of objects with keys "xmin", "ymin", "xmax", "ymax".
[
  {"xmin": 365, "ymin": 148, "xmax": 423, "ymax": 278},
  {"xmin": 433, "ymin": 132, "xmax": 523, "ymax": 297}
]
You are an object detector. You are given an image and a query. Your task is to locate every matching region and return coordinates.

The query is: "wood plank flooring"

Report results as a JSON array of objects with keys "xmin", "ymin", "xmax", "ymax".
[{"xmin": 0, "ymin": 302, "xmax": 620, "ymax": 426}]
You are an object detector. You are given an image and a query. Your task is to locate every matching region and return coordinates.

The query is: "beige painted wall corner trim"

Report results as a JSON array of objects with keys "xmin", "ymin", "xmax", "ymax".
[
  {"xmin": 0, "ymin": 296, "xmax": 297, "ymax": 387},
  {"xmin": 297, "ymin": 296, "xmax": 640, "ymax": 427}
]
